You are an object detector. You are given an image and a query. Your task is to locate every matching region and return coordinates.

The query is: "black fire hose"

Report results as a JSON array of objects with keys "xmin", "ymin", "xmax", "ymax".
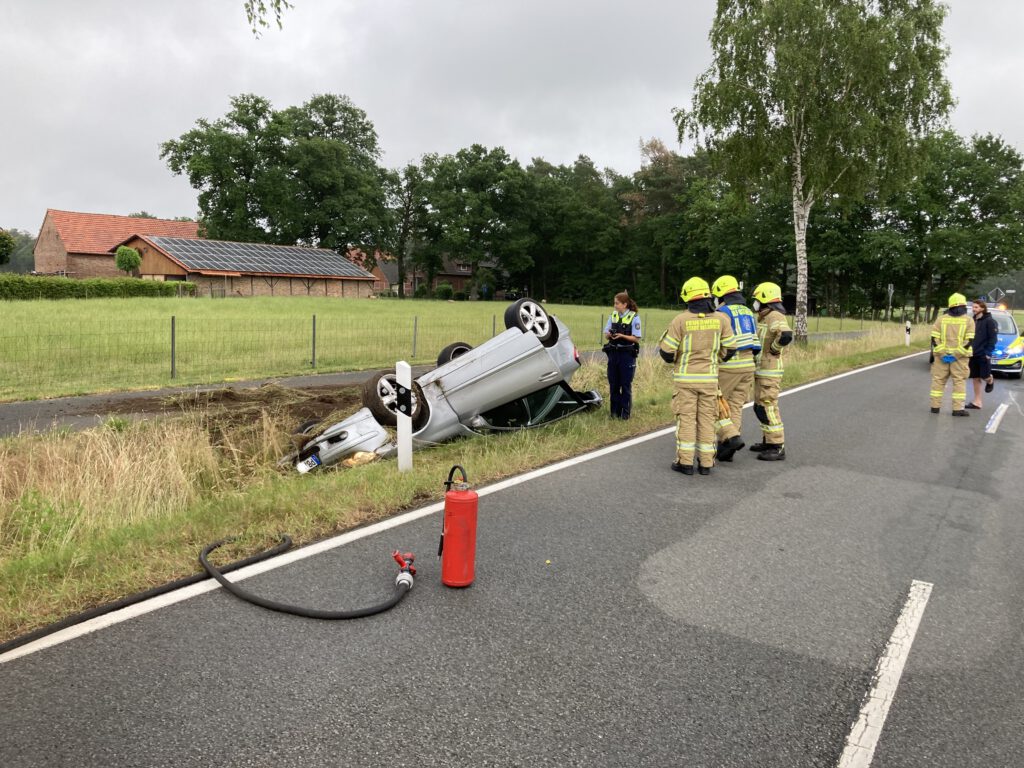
[
  {"xmin": 199, "ymin": 539, "xmax": 415, "ymax": 620},
  {"xmin": 0, "ymin": 536, "xmax": 293, "ymax": 657}
]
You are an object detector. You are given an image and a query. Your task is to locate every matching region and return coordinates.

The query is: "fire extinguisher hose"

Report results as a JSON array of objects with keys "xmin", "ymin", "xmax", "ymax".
[{"xmin": 199, "ymin": 539, "xmax": 414, "ymax": 620}]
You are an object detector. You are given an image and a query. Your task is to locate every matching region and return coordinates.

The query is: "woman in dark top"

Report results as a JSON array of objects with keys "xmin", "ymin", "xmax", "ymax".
[{"xmin": 967, "ymin": 299, "xmax": 998, "ymax": 408}]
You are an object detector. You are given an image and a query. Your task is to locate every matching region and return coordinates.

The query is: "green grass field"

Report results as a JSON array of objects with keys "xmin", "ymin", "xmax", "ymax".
[{"xmin": 0, "ymin": 296, "xmax": 913, "ymax": 401}]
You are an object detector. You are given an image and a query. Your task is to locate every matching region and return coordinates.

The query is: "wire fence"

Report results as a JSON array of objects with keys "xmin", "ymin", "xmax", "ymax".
[{"xmin": 0, "ymin": 306, "xmax": 921, "ymax": 402}]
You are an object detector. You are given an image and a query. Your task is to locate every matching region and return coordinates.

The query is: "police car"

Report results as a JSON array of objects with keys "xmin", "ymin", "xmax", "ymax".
[
  {"xmin": 291, "ymin": 299, "xmax": 602, "ymax": 472},
  {"xmin": 989, "ymin": 308, "xmax": 1023, "ymax": 378}
]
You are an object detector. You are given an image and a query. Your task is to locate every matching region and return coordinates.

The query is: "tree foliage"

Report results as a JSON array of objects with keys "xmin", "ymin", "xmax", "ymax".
[
  {"xmin": 115, "ymin": 246, "xmax": 142, "ymax": 275},
  {"xmin": 242, "ymin": 0, "xmax": 292, "ymax": 36},
  {"xmin": 678, "ymin": 0, "xmax": 952, "ymax": 339},
  {"xmin": 161, "ymin": 93, "xmax": 390, "ymax": 255},
  {"xmin": 0, "ymin": 229, "xmax": 15, "ymax": 266}
]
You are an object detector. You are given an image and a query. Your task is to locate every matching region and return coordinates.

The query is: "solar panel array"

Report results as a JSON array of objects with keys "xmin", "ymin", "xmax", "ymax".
[{"xmin": 148, "ymin": 237, "xmax": 374, "ymax": 279}]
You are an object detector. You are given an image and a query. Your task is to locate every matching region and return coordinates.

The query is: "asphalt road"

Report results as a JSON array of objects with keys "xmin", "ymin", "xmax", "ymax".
[{"xmin": 2, "ymin": 352, "xmax": 1021, "ymax": 767}]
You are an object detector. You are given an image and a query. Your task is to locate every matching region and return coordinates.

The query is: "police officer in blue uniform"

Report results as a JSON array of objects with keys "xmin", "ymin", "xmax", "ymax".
[{"xmin": 603, "ymin": 291, "xmax": 642, "ymax": 419}]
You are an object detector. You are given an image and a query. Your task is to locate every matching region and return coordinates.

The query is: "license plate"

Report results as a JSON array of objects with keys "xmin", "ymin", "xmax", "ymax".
[{"xmin": 297, "ymin": 454, "xmax": 321, "ymax": 473}]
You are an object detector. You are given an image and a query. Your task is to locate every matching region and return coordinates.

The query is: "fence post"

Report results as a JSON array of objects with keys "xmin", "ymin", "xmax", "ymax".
[
  {"xmin": 311, "ymin": 314, "xmax": 317, "ymax": 368},
  {"xmin": 412, "ymin": 316, "xmax": 418, "ymax": 358},
  {"xmin": 492, "ymin": 314, "xmax": 496, "ymax": 338},
  {"xmin": 170, "ymin": 315, "xmax": 176, "ymax": 379}
]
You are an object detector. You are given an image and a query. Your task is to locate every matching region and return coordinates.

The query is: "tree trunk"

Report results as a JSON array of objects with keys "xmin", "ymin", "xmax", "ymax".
[{"xmin": 791, "ymin": 179, "xmax": 812, "ymax": 343}]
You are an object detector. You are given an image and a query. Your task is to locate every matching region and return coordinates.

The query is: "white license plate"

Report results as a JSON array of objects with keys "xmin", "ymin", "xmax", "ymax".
[{"xmin": 297, "ymin": 454, "xmax": 322, "ymax": 473}]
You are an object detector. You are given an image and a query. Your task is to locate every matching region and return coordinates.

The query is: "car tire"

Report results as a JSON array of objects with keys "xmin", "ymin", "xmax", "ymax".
[
  {"xmin": 361, "ymin": 370, "xmax": 427, "ymax": 428},
  {"xmin": 437, "ymin": 341, "xmax": 473, "ymax": 367},
  {"xmin": 504, "ymin": 299, "xmax": 558, "ymax": 347},
  {"xmin": 1010, "ymin": 369, "xmax": 1022, "ymax": 380}
]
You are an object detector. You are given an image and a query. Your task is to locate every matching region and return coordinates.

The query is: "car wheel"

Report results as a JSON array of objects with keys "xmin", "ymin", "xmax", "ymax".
[
  {"xmin": 437, "ymin": 341, "xmax": 473, "ymax": 367},
  {"xmin": 1010, "ymin": 369, "xmax": 1023, "ymax": 380},
  {"xmin": 361, "ymin": 370, "xmax": 427, "ymax": 428},
  {"xmin": 504, "ymin": 299, "xmax": 558, "ymax": 347}
]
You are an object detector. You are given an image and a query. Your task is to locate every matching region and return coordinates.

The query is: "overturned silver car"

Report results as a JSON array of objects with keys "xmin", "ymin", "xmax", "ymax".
[{"xmin": 293, "ymin": 299, "xmax": 602, "ymax": 472}]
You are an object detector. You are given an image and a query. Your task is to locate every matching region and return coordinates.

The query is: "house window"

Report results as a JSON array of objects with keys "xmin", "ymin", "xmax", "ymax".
[{"xmin": 456, "ymin": 263, "xmax": 471, "ymax": 273}]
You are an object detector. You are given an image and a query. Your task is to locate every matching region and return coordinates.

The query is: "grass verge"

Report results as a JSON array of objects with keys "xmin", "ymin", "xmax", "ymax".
[{"xmin": 0, "ymin": 328, "xmax": 928, "ymax": 644}]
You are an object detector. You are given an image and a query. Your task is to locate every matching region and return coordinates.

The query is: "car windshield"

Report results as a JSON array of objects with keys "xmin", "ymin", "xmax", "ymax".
[
  {"xmin": 992, "ymin": 312, "xmax": 1018, "ymax": 335},
  {"xmin": 477, "ymin": 384, "xmax": 587, "ymax": 429}
]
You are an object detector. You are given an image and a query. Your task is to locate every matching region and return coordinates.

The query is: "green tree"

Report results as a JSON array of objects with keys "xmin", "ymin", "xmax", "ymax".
[
  {"xmin": 419, "ymin": 145, "xmax": 535, "ymax": 288},
  {"xmin": 0, "ymin": 229, "xmax": 36, "ymax": 273},
  {"xmin": 127, "ymin": 211, "xmax": 157, "ymax": 219},
  {"xmin": 678, "ymin": 0, "xmax": 952, "ymax": 340},
  {"xmin": 880, "ymin": 131, "xmax": 1024, "ymax": 320},
  {"xmin": 0, "ymin": 229, "xmax": 15, "ymax": 266},
  {"xmin": 161, "ymin": 93, "xmax": 390, "ymax": 255},
  {"xmin": 381, "ymin": 164, "xmax": 429, "ymax": 299},
  {"xmin": 115, "ymin": 246, "xmax": 142, "ymax": 275}
]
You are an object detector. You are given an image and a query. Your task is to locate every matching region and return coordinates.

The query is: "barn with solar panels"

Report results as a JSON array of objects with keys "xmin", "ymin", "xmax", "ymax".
[{"xmin": 113, "ymin": 235, "xmax": 379, "ymax": 298}]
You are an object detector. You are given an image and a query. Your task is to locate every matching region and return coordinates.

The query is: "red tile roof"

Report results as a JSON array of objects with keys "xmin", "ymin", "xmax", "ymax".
[{"xmin": 46, "ymin": 209, "xmax": 199, "ymax": 256}]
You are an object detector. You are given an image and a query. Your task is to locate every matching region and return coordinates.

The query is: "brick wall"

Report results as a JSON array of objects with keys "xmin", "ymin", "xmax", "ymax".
[
  {"xmin": 67, "ymin": 253, "xmax": 122, "ymax": 279},
  {"xmin": 32, "ymin": 215, "xmax": 67, "ymax": 274}
]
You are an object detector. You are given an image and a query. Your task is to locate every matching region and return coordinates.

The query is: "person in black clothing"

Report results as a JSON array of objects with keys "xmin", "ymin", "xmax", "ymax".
[
  {"xmin": 603, "ymin": 291, "xmax": 642, "ymax": 419},
  {"xmin": 967, "ymin": 299, "xmax": 998, "ymax": 409}
]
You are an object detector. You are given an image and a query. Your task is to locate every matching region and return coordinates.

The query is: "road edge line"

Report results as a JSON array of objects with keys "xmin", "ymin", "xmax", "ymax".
[{"xmin": 837, "ymin": 579, "xmax": 934, "ymax": 768}]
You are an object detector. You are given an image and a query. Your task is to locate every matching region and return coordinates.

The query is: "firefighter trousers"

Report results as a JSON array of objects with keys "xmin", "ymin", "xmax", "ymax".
[
  {"xmin": 753, "ymin": 375, "xmax": 784, "ymax": 446},
  {"xmin": 930, "ymin": 358, "xmax": 968, "ymax": 410},
  {"xmin": 671, "ymin": 385, "xmax": 718, "ymax": 468},
  {"xmin": 715, "ymin": 368, "xmax": 754, "ymax": 442}
]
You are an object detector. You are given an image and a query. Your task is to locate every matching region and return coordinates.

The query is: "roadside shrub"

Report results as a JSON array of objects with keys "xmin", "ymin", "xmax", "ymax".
[
  {"xmin": 0, "ymin": 274, "xmax": 195, "ymax": 300},
  {"xmin": 453, "ymin": 291, "xmax": 468, "ymax": 301},
  {"xmin": 434, "ymin": 282, "xmax": 454, "ymax": 300},
  {"xmin": 413, "ymin": 284, "xmax": 430, "ymax": 299}
]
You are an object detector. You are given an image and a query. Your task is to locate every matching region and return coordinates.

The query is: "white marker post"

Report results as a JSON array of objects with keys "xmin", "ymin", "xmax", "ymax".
[
  {"xmin": 904, "ymin": 320, "xmax": 912, "ymax": 347},
  {"xmin": 396, "ymin": 361, "xmax": 413, "ymax": 472}
]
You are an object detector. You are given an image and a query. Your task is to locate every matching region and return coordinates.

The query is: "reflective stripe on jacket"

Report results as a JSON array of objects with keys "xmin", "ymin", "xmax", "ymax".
[
  {"xmin": 717, "ymin": 303, "xmax": 761, "ymax": 371},
  {"xmin": 931, "ymin": 313, "xmax": 975, "ymax": 358},
  {"xmin": 755, "ymin": 309, "xmax": 790, "ymax": 377},
  {"xmin": 660, "ymin": 311, "xmax": 736, "ymax": 386}
]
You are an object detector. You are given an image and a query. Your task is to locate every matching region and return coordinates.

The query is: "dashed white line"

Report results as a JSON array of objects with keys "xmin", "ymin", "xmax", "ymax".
[{"xmin": 837, "ymin": 579, "xmax": 934, "ymax": 768}]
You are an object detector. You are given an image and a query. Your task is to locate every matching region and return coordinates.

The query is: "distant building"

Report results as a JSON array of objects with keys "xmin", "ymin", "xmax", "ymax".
[
  {"xmin": 33, "ymin": 209, "xmax": 199, "ymax": 277},
  {"xmin": 116, "ymin": 235, "xmax": 375, "ymax": 298}
]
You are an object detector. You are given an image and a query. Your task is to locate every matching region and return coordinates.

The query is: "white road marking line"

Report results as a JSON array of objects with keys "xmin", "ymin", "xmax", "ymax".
[
  {"xmin": 0, "ymin": 350, "xmax": 925, "ymax": 664},
  {"xmin": 837, "ymin": 579, "xmax": 934, "ymax": 768},
  {"xmin": 985, "ymin": 403, "xmax": 1009, "ymax": 434}
]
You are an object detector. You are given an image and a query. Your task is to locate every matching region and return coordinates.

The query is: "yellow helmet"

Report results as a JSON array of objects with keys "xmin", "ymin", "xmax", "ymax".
[
  {"xmin": 752, "ymin": 282, "xmax": 782, "ymax": 305},
  {"xmin": 680, "ymin": 276, "xmax": 711, "ymax": 303},
  {"xmin": 711, "ymin": 275, "xmax": 740, "ymax": 298},
  {"xmin": 947, "ymin": 292, "xmax": 967, "ymax": 308}
]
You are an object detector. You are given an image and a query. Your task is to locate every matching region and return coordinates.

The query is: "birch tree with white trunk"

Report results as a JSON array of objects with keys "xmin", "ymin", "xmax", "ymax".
[{"xmin": 677, "ymin": 0, "xmax": 951, "ymax": 341}]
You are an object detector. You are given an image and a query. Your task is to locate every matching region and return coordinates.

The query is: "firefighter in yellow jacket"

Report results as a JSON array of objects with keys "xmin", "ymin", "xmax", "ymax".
[
  {"xmin": 711, "ymin": 275, "xmax": 761, "ymax": 461},
  {"xmin": 750, "ymin": 282, "xmax": 792, "ymax": 461},
  {"xmin": 930, "ymin": 292, "xmax": 975, "ymax": 416},
  {"xmin": 659, "ymin": 277, "xmax": 737, "ymax": 476}
]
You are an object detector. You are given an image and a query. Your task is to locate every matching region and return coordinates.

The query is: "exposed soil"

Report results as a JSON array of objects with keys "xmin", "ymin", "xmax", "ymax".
[{"xmin": 0, "ymin": 380, "xmax": 367, "ymax": 439}]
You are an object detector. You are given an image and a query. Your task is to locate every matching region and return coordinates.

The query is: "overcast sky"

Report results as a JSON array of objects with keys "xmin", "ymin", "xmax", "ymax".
[{"xmin": 2, "ymin": 0, "xmax": 1022, "ymax": 236}]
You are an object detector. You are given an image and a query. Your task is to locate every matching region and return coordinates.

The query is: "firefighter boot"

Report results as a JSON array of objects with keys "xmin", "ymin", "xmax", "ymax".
[
  {"xmin": 697, "ymin": 465, "xmax": 711, "ymax": 475},
  {"xmin": 716, "ymin": 435, "xmax": 745, "ymax": 462},
  {"xmin": 672, "ymin": 461, "xmax": 695, "ymax": 476},
  {"xmin": 749, "ymin": 442, "xmax": 769, "ymax": 452},
  {"xmin": 757, "ymin": 445, "xmax": 786, "ymax": 461}
]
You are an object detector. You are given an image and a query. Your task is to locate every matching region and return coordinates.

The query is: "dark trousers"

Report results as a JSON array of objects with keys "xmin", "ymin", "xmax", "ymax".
[{"xmin": 607, "ymin": 349, "xmax": 637, "ymax": 419}]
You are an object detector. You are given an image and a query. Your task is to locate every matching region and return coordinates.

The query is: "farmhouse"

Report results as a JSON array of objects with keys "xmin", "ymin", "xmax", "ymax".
[
  {"xmin": 33, "ymin": 209, "xmax": 199, "ymax": 277},
  {"xmin": 116, "ymin": 235, "xmax": 377, "ymax": 298}
]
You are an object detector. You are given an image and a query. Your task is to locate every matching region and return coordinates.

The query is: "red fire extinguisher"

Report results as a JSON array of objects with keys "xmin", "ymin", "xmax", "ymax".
[{"xmin": 438, "ymin": 465, "xmax": 478, "ymax": 587}]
